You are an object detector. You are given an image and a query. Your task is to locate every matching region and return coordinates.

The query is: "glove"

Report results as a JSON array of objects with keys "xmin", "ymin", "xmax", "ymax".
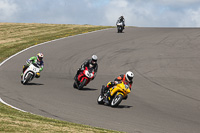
[
  {"xmin": 80, "ymin": 67, "xmax": 84, "ymax": 71},
  {"xmin": 114, "ymin": 81, "xmax": 119, "ymax": 84},
  {"xmin": 111, "ymin": 82, "xmax": 116, "ymax": 86},
  {"xmin": 26, "ymin": 60, "xmax": 32, "ymax": 65}
]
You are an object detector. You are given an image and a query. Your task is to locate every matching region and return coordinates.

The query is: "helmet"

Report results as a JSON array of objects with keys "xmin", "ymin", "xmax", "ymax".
[
  {"xmin": 37, "ymin": 53, "xmax": 44, "ymax": 61},
  {"xmin": 125, "ymin": 71, "xmax": 134, "ymax": 82},
  {"xmin": 91, "ymin": 55, "xmax": 97, "ymax": 65}
]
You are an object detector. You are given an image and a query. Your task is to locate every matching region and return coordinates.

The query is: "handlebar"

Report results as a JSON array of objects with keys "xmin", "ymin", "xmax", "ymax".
[{"xmin": 31, "ymin": 63, "xmax": 40, "ymax": 68}]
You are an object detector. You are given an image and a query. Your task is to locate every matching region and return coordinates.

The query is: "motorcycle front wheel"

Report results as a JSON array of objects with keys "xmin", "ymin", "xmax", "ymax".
[
  {"xmin": 78, "ymin": 78, "xmax": 87, "ymax": 90},
  {"xmin": 111, "ymin": 94, "xmax": 123, "ymax": 107},
  {"xmin": 23, "ymin": 73, "xmax": 32, "ymax": 85},
  {"xmin": 117, "ymin": 26, "xmax": 122, "ymax": 33}
]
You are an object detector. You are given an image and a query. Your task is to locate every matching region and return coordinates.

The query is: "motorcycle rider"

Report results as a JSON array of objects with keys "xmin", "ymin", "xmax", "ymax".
[
  {"xmin": 116, "ymin": 16, "xmax": 125, "ymax": 29},
  {"xmin": 103, "ymin": 71, "xmax": 134, "ymax": 104},
  {"xmin": 21, "ymin": 53, "xmax": 44, "ymax": 80},
  {"xmin": 74, "ymin": 55, "xmax": 98, "ymax": 81}
]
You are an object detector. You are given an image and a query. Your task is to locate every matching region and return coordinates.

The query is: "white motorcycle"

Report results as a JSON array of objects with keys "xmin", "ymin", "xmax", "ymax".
[
  {"xmin": 117, "ymin": 22, "xmax": 124, "ymax": 33},
  {"xmin": 21, "ymin": 63, "xmax": 40, "ymax": 85}
]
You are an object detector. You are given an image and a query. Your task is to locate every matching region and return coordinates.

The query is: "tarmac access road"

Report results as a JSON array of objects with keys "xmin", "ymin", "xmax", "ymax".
[{"xmin": 0, "ymin": 27, "xmax": 200, "ymax": 133}]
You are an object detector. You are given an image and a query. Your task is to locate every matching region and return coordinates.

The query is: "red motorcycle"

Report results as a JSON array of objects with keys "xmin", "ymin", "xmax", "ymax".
[{"xmin": 73, "ymin": 66, "xmax": 95, "ymax": 90}]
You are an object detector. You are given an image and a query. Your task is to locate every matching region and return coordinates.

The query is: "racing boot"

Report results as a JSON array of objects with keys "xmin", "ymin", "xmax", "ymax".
[
  {"xmin": 104, "ymin": 90, "xmax": 110, "ymax": 104},
  {"xmin": 21, "ymin": 65, "xmax": 25, "ymax": 80},
  {"xmin": 35, "ymin": 72, "xmax": 40, "ymax": 78},
  {"xmin": 21, "ymin": 73, "xmax": 23, "ymax": 83},
  {"xmin": 74, "ymin": 69, "xmax": 81, "ymax": 81},
  {"xmin": 21, "ymin": 73, "xmax": 23, "ymax": 78},
  {"xmin": 101, "ymin": 85, "xmax": 105, "ymax": 97}
]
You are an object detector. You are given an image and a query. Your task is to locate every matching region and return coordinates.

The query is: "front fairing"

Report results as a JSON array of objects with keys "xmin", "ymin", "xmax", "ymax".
[
  {"xmin": 22, "ymin": 64, "xmax": 40, "ymax": 82},
  {"xmin": 109, "ymin": 82, "xmax": 131, "ymax": 97},
  {"xmin": 77, "ymin": 67, "xmax": 94, "ymax": 86},
  {"xmin": 117, "ymin": 22, "xmax": 123, "ymax": 26},
  {"xmin": 83, "ymin": 67, "xmax": 94, "ymax": 79}
]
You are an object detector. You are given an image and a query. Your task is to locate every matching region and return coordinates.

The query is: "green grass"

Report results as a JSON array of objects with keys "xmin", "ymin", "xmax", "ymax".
[
  {"xmin": 0, "ymin": 23, "xmax": 113, "ymax": 62},
  {"xmin": 0, "ymin": 103, "xmax": 122, "ymax": 133},
  {"xmin": 0, "ymin": 23, "xmax": 122, "ymax": 133}
]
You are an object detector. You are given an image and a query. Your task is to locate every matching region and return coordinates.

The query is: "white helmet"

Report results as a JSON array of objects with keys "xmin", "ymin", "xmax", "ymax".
[
  {"xmin": 92, "ymin": 55, "xmax": 97, "ymax": 61},
  {"xmin": 91, "ymin": 55, "xmax": 98, "ymax": 65},
  {"xmin": 125, "ymin": 71, "xmax": 134, "ymax": 82}
]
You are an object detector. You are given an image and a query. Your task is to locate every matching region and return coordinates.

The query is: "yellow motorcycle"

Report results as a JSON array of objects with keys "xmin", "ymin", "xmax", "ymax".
[{"xmin": 97, "ymin": 81, "xmax": 131, "ymax": 107}]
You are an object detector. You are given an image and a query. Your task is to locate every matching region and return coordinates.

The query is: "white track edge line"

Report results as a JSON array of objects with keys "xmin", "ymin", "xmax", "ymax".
[
  {"xmin": 0, "ymin": 98, "xmax": 26, "ymax": 112},
  {"xmin": 0, "ymin": 28, "xmax": 112, "ymax": 112}
]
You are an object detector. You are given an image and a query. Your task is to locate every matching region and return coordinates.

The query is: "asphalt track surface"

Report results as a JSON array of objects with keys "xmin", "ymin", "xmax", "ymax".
[{"xmin": 0, "ymin": 27, "xmax": 200, "ymax": 133}]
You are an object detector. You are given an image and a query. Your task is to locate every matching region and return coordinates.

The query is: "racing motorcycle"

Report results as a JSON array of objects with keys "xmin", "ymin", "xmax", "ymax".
[
  {"xmin": 117, "ymin": 22, "xmax": 124, "ymax": 33},
  {"xmin": 97, "ymin": 81, "xmax": 131, "ymax": 107},
  {"xmin": 21, "ymin": 63, "xmax": 40, "ymax": 85},
  {"xmin": 73, "ymin": 66, "xmax": 95, "ymax": 90}
]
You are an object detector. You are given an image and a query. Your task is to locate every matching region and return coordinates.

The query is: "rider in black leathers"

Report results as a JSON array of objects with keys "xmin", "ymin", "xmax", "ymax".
[
  {"xmin": 116, "ymin": 16, "xmax": 125, "ymax": 29},
  {"xmin": 74, "ymin": 55, "xmax": 98, "ymax": 81}
]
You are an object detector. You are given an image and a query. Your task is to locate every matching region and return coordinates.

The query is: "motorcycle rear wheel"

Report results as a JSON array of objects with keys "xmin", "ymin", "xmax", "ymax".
[
  {"xmin": 73, "ymin": 82, "xmax": 77, "ymax": 88},
  {"xmin": 97, "ymin": 94, "xmax": 104, "ymax": 104}
]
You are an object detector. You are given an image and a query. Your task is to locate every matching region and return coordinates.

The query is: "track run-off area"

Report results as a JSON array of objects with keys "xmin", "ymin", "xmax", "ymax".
[{"xmin": 0, "ymin": 27, "xmax": 200, "ymax": 133}]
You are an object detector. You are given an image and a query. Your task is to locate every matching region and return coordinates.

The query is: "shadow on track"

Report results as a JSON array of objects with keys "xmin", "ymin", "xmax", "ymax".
[
  {"xmin": 23, "ymin": 83, "xmax": 44, "ymax": 85},
  {"xmin": 78, "ymin": 87, "xmax": 98, "ymax": 91},
  {"xmin": 97, "ymin": 103, "xmax": 132, "ymax": 109},
  {"xmin": 116, "ymin": 105, "xmax": 132, "ymax": 108}
]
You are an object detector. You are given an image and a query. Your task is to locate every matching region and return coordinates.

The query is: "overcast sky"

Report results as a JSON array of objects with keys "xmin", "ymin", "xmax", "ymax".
[{"xmin": 1, "ymin": 0, "xmax": 200, "ymax": 27}]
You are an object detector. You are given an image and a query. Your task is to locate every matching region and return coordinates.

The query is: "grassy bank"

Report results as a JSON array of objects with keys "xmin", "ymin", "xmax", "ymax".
[
  {"xmin": 0, "ymin": 23, "xmax": 113, "ymax": 62},
  {"xmin": 0, "ymin": 103, "xmax": 121, "ymax": 133},
  {"xmin": 0, "ymin": 23, "xmax": 121, "ymax": 133}
]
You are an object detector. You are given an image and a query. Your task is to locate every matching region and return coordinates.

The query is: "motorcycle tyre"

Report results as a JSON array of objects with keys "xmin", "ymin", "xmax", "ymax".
[
  {"xmin": 78, "ymin": 78, "xmax": 87, "ymax": 90},
  {"xmin": 23, "ymin": 73, "xmax": 32, "ymax": 85},
  {"xmin": 111, "ymin": 94, "xmax": 123, "ymax": 107},
  {"xmin": 117, "ymin": 27, "xmax": 122, "ymax": 33},
  {"xmin": 117, "ymin": 28, "xmax": 120, "ymax": 33},
  {"xmin": 97, "ymin": 94, "xmax": 104, "ymax": 104},
  {"xmin": 73, "ymin": 82, "xmax": 77, "ymax": 88}
]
